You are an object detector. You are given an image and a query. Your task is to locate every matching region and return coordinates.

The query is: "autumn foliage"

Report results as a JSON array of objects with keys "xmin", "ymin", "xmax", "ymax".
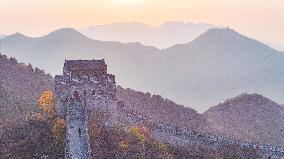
[
  {"xmin": 119, "ymin": 140, "xmax": 129, "ymax": 151},
  {"xmin": 38, "ymin": 90, "xmax": 55, "ymax": 117},
  {"xmin": 139, "ymin": 126, "xmax": 150, "ymax": 138},
  {"xmin": 52, "ymin": 118, "xmax": 66, "ymax": 143},
  {"xmin": 89, "ymin": 120, "xmax": 102, "ymax": 139},
  {"xmin": 154, "ymin": 141, "xmax": 168, "ymax": 151},
  {"xmin": 27, "ymin": 111, "xmax": 47, "ymax": 122},
  {"xmin": 129, "ymin": 126, "xmax": 149, "ymax": 144}
]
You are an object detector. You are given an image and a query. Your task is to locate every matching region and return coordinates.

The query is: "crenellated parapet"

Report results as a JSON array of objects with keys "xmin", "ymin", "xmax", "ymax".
[{"xmin": 55, "ymin": 59, "xmax": 117, "ymax": 123}]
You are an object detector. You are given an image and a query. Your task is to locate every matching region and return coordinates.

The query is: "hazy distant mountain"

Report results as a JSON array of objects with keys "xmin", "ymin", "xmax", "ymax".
[
  {"xmin": 1, "ymin": 27, "xmax": 284, "ymax": 112},
  {"xmin": 80, "ymin": 21, "xmax": 217, "ymax": 49},
  {"xmin": 161, "ymin": 28, "xmax": 284, "ymax": 112},
  {"xmin": 0, "ymin": 34, "xmax": 7, "ymax": 39},
  {"xmin": 265, "ymin": 41, "xmax": 284, "ymax": 52},
  {"xmin": 204, "ymin": 94, "xmax": 284, "ymax": 146}
]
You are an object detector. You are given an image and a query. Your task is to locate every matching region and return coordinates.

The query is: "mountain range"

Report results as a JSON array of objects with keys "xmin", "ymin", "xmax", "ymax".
[
  {"xmin": 1, "ymin": 27, "xmax": 284, "ymax": 112},
  {"xmin": 79, "ymin": 22, "xmax": 284, "ymax": 51},
  {"xmin": 79, "ymin": 21, "xmax": 217, "ymax": 49}
]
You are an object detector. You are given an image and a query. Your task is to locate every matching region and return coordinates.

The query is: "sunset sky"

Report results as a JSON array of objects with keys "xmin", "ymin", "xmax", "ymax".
[{"xmin": 1, "ymin": 0, "xmax": 284, "ymax": 44}]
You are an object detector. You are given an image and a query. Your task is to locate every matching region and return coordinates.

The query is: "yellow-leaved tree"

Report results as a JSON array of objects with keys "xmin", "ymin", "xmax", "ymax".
[
  {"xmin": 38, "ymin": 90, "xmax": 55, "ymax": 117},
  {"xmin": 129, "ymin": 126, "xmax": 149, "ymax": 144},
  {"xmin": 119, "ymin": 140, "xmax": 129, "ymax": 151}
]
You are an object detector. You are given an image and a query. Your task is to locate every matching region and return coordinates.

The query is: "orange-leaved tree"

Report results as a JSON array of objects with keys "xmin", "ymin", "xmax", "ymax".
[
  {"xmin": 52, "ymin": 118, "xmax": 66, "ymax": 144},
  {"xmin": 38, "ymin": 90, "xmax": 55, "ymax": 117}
]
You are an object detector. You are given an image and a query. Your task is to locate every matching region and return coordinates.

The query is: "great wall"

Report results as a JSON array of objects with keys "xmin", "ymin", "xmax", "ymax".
[
  {"xmin": 55, "ymin": 59, "xmax": 118, "ymax": 159},
  {"xmin": 55, "ymin": 59, "xmax": 284, "ymax": 159},
  {"xmin": 120, "ymin": 105, "xmax": 284, "ymax": 158}
]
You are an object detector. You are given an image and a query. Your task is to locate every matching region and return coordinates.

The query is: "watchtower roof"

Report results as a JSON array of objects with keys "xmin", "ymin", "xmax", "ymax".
[{"xmin": 64, "ymin": 59, "xmax": 106, "ymax": 69}]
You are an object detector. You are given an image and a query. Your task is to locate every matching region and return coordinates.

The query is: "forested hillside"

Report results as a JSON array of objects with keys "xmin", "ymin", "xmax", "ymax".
[
  {"xmin": 0, "ymin": 54, "xmax": 53, "ymax": 127},
  {"xmin": 204, "ymin": 94, "xmax": 284, "ymax": 146},
  {"xmin": 117, "ymin": 86, "xmax": 207, "ymax": 131}
]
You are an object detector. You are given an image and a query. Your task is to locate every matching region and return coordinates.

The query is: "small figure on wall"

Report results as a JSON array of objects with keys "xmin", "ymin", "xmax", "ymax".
[{"xmin": 78, "ymin": 127, "xmax": 82, "ymax": 137}]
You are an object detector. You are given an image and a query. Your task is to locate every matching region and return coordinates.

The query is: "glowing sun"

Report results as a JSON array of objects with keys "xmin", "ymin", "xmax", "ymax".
[{"xmin": 111, "ymin": 0, "xmax": 146, "ymax": 5}]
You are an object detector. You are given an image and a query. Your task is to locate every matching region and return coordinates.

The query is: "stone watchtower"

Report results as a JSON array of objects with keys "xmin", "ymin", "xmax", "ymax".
[
  {"xmin": 55, "ymin": 59, "xmax": 118, "ymax": 125},
  {"xmin": 55, "ymin": 59, "xmax": 118, "ymax": 159}
]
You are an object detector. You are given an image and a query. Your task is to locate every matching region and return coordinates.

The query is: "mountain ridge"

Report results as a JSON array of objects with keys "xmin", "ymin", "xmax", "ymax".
[
  {"xmin": 168, "ymin": 28, "xmax": 281, "ymax": 53},
  {"xmin": 80, "ymin": 21, "xmax": 217, "ymax": 49},
  {"xmin": 1, "ymin": 27, "xmax": 284, "ymax": 112},
  {"xmin": 0, "ymin": 34, "xmax": 7, "ymax": 39},
  {"xmin": 3, "ymin": 27, "xmax": 283, "ymax": 53},
  {"xmin": 204, "ymin": 93, "xmax": 284, "ymax": 146}
]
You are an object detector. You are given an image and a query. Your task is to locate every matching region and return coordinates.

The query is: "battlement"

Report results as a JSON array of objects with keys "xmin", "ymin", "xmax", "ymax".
[
  {"xmin": 63, "ymin": 59, "xmax": 107, "ymax": 77},
  {"xmin": 55, "ymin": 59, "xmax": 118, "ymax": 122}
]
